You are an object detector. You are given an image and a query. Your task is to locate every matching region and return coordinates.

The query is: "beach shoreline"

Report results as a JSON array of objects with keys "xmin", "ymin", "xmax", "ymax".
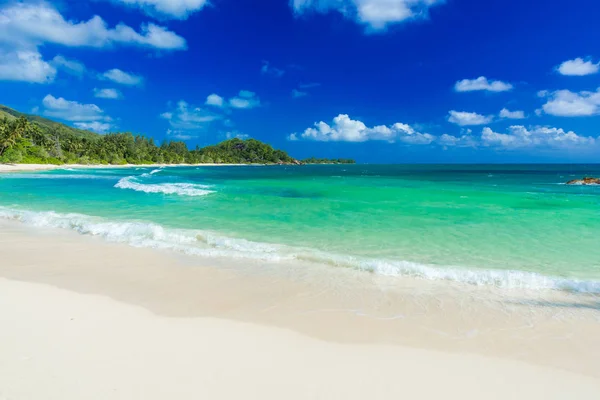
[
  {"xmin": 1, "ymin": 219, "xmax": 599, "ymax": 387},
  {"xmin": 0, "ymin": 163, "xmax": 268, "ymax": 173}
]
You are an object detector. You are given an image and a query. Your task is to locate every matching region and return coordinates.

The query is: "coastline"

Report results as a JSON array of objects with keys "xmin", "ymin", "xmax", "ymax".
[
  {"xmin": 0, "ymin": 163, "xmax": 266, "ymax": 173},
  {"xmin": 1, "ymin": 219, "xmax": 599, "ymax": 387}
]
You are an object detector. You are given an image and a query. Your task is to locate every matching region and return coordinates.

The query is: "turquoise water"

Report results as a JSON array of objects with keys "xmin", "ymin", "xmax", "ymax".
[{"xmin": 1, "ymin": 165, "xmax": 600, "ymax": 292}]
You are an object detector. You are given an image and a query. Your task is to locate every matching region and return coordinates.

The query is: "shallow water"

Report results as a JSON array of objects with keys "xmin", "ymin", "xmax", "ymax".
[{"xmin": 1, "ymin": 164, "xmax": 599, "ymax": 292}]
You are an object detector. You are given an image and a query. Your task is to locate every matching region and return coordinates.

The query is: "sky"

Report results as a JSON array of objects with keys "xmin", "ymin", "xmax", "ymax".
[{"xmin": 1, "ymin": 0, "xmax": 600, "ymax": 163}]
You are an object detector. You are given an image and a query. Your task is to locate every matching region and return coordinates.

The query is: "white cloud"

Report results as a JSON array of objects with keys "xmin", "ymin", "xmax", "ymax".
[
  {"xmin": 229, "ymin": 90, "xmax": 261, "ymax": 109},
  {"xmin": 292, "ymin": 0, "xmax": 445, "ymax": 31},
  {"xmin": 481, "ymin": 126, "xmax": 596, "ymax": 149},
  {"xmin": 93, "ymin": 88, "xmax": 123, "ymax": 99},
  {"xmin": 51, "ymin": 55, "xmax": 86, "ymax": 78},
  {"xmin": 540, "ymin": 88, "xmax": 600, "ymax": 117},
  {"xmin": 536, "ymin": 90, "xmax": 549, "ymax": 98},
  {"xmin": 288, "ymin": 113, "xmax": 598, "ymax": 151},
  {"xmin": 161, "ymin": 100, "xmax": 221, "ymax": 130},
  {"xmin": 73, "ymin": 121, "xmax": 112, "ymax": 133},
  {"xmin": 107, "ymin": 0, "xmax": 209, "ymax": 19},
  {"xmin": 0, "ymin": 2, "xmax": 186, "ymax": 51},
  {"xmin": 166, "ymin": 91, "xmax": 261, "ymax": 134},
  {"xmin": 499, "ymin": 108, "xmax": 525, "ymax": 119},
  {"xmin": 0, "ymin": 49, "xmax": 56, "ymax": 83},
  {"xmin": 225, "ymin": 131, "xmax": 249, "ymax": 140},
  {"xmin": 557, "ymin": 58, "xmax": 599, "ymax": 76},
  {"xmin": 101, "ymin": 69, "xmax": 143, "ymax": 86},
  {"xmin": 203, "ymin": 90, "xmax": 262, "ymax": 110},
  {"xmin": 448, "ymin": 110, "xmax": 493, "ymax": 126},
  {"xmin": 261, "ymin": 61, "xmax": 284, "ymax": 77},
  {"xmin": 437, "ymin": 132, "xmax": 477, "ymax": 148},
  {"xmin": 42, "ymin": 94, "xmax": 108, "ymax": 122},
  {"xmin": 205, "ymin": 93, "xmax": 225, "ymax": 107},
  {"xmin": 454, "ymin": 76, "xmax": 513, "ymax": 92},
  {"xmin": 292, "ymin": 89, "xmax": 308, "ymax": 98},
  {"xmin": 290, "ymin": 114, "xmax": 434, "ymax": 143},
  {"xmin": 166, "ymin": 129, "xmax": 193, "ymax": 140}
]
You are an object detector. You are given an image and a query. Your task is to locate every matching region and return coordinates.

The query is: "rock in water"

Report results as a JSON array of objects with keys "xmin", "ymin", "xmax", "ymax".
[{"xmin": 566, "ymin": 177, "xmax": 600, "ymax": 185}]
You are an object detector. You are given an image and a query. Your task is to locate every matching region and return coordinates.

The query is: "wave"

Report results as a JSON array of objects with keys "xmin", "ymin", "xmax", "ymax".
[
  {"xmin": 114, "ymin": 176, "xmax": 214, "ymax": 197},
  {"xmin": 1, "ymin": 206, "xmax": 599, "ymax": 294}
]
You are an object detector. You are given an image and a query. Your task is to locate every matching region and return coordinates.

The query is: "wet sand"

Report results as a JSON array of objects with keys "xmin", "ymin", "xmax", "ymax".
[{"xmin": 0, "ymin": 220, "xmax": 599, "ymax": 398}]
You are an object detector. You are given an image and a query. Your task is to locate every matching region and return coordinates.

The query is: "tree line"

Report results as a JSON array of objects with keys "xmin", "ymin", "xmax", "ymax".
[{"xmin": 0, "ymin": 115, "xmax": 355, "ymax": 165}]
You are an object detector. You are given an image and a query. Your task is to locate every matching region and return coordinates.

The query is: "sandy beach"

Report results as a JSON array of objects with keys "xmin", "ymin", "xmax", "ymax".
[
  {"xmin": 0, "ymin": 163, "xmax": 255, "ymax": 173},
  {"xmin": 1, "ymin": 220, "xmax": 599, "ymax": 399}
]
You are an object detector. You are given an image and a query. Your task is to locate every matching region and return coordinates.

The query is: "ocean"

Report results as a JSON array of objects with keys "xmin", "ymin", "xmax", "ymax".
[{"xmin": 1, "ymin": 164, "xmax": 599, "ymax": 293}]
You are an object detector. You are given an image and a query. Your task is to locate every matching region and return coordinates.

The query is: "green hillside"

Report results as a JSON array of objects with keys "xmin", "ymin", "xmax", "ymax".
[
  {"xmin": 0, "ymin": 104, "xmax": 354, "ymax": 165},
  {"xmin": 0, "ymin": 105, "xmax": 98, "ymax": 141}
]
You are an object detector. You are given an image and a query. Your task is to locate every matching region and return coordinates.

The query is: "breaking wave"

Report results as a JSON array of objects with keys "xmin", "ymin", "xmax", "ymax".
[
  {"xmin": 114, "ymin": 175, "xmax": 214, "ymax": 197},
  {"xmin": 1, "ymin": 207, "xmax": 599, "ymax": 294}
]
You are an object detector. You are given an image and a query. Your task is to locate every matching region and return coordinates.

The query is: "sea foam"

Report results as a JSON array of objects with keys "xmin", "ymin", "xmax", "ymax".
[
  {"xmin": 114, "ymin": 176, "xmax": 214, "ymax": 197},
  {"xmin": 1, "ymin": 207, "xmax": 599, "ymax": 294}
]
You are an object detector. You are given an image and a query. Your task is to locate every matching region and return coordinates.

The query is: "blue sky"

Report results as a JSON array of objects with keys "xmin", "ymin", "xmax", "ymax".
[{"xmin": 1, "ymin": 0, "xmax": 600, "ymax": 163}]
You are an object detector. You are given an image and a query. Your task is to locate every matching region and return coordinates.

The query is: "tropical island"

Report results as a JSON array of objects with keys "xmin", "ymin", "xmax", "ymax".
[{"xmin": 0, "ymin": 105, "xmax": 354, "ymax": 166}]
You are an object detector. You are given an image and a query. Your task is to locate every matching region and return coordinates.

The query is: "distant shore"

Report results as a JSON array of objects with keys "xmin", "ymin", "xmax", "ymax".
[
  {"xmin": 0, "ymin": 163, "xmax": 258, "ymax": 173},
  {"xmin": 0, "ymin": 162, "xmax": 356, "ymax": 173}
]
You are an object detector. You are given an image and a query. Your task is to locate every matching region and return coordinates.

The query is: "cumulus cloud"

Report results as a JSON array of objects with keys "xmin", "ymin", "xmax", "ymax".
[
  {"xmin": 0, "ymin": 2, "xmax": 186, "ymax": 51},
  {"xmin": 41, "ymin": 94, "xmax": 113, "ymax": 133},
  {"xmin": 291, "ymin": 0, "xmax": 445, "ymax": 31},
  {"xmin": 454, "ymin": 76, "xmax": 513, "ymax": 92},
  {"xmin": 101, "ymin": 69, "xmax": 144, "ymax": 86},
  {"xmin": 73, "ymin": 121, "xmax": 113, "ymax": 133},
  {"xmin": 481, "ymin": 126, "xmax": 596, "ymax": 149},
  {"xmin": 499, "ymin": 108, "xmax": 525, "ymax": 119},
  {"xmin": 289, "ymin": 114, "xmax": 597, "ymax": 151},
  {"xmin": 205, "ymin": 93, "xmax": 225, "ymax": 107},
  {"xmin": 447, "ymin": 110, "xmax": 493, "ymax": 126},
  {"xmin": 205, "ymin": 90, "xmax": 261, "ymax": 110},
  {"xmin": 540, "ymin": 88, "xmax": 600, "ymax": 117},
  {"xmin": 165, "ymin": 91, "xmax": 261, "ymax": 135},
  {"xmin": 93, "ymin": 88, "xmax": 123, "ymax": 99},
  {"xmin": 228, "ymin": 90, "xmax": 261, "ymax": 109},
  {"xmin": 289, "ymin": 114, "xmax": 434, "ymax": 143},
  {"xmin": 437, "ymin": 132, "xmax": 477, "ymax": 148},
  {"xmin": 51, "ymin": 55, "xmax": 86, "ymax": 78},
  {"xmin": 0, "ymin": 49, "xmax": 56, "ymax": 83},
  {"xmin": 42, "ymin": 94, "xmax": 108, "ymax": 122},
  {"xmin": 557, "ymin": 58, "xmax": 599, "ymax": 76},
  {"xmin": 107, "ymin": 0, "xmax": 209, "ymax": 19},
  {"xmin": 160, "ymin": 100, "xmax": 222, "ymax": 130}
]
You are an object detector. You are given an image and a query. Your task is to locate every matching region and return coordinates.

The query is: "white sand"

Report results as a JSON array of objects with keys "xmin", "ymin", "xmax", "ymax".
[
  {"xmin": 1, "ymin": 278, "xmax": 599, "ymax": 400},
  {"xmin": 0, "ymin": 163, "xmax": 261, "ymax": 173},
  {"xmin": 0, "ymin": 163, "xmax": 62, "ymax": 172},
  {"xmin": 0, "ymin": 221, "xmax": 599, "ymax": 399}
]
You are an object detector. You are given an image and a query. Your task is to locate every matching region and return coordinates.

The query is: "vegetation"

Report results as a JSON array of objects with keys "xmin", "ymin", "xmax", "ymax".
[{"xmin": 0, "ymin": 105, "xmax": 355, "ymax": 166}]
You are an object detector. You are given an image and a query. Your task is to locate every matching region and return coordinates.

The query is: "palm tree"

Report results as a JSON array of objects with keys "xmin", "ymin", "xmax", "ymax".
[{"xmin": 0, "ymin": 117, "xmax": 28, "ymax": 158}]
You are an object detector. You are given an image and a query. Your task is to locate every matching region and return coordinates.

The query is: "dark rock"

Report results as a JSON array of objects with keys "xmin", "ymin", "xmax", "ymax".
[{"xmin": 566, "ymin": 177, "xmax": 600, "ymax": 185}]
